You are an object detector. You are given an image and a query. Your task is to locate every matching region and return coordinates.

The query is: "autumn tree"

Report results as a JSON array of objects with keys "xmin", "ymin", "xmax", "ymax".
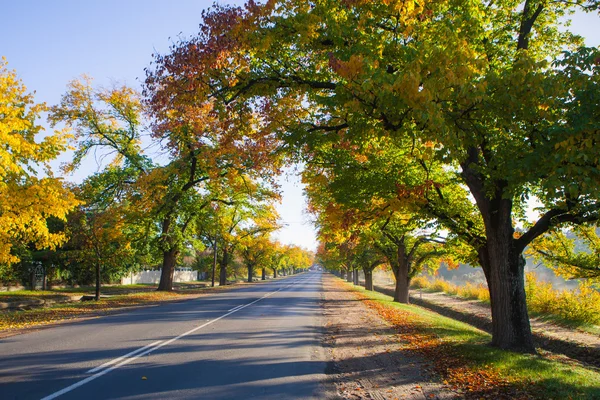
[
  {"xmin": 0, "ymin": 58, "xmax": 79, "ymax": 277},
  {"xmin": 168, "ymin": 0, "xmax": 600, "ymax": 352}
]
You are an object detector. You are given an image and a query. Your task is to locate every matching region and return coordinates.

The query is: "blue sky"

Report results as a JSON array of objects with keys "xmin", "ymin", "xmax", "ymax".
[
  {"xmin": 1, "ymin": 0, "xmax": 317, "ymax": 250},
  {"xmin": 1, "ymin": 1, "xmax": 598, "ymax": 252}
]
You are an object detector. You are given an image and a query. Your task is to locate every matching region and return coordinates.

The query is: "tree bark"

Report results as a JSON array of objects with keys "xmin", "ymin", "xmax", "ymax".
[
  {"xmin": 461, "ymin": 158, "xmax": 535, "ymax": 352},
  {"xmin": 211, "ymin": 239, "xmax": 217, "ymax": 287},
  {"xmin": 158, "ymin": 247, "xmax": 178, "ymax": 291},
  {"xmin": 219, "ymin": 248, "xmax": 228, "ymax": 286},
  {"xmin": 392, "ymin": 243, "xmax": 410, "ymax": 304},
  {"xmin": 479, "ymin": 212, "xmax": 535, "ymax": 352},
  {"xmin": 247, "ymin": 264, "xmax": 253, "ymax": 283},
  {"xmin": 346, "ymin": 269, "xmax": 353, "ymax": 283},
  {"xmin": 393, "ymin": 263, "xmax": 410, "ymax": 303},
  {"xmin": 364, "ymin": 268, "xmax": 373, "ymax": 291},
  {"xmin": 95, "ymin": 263, "xmax": 101, "ymax": 301},
  {"xmin": 353, "ymin": 269, "xmax": 359, "ymax": 285},
  {"xmin": 158, "ymin": 216, "xmax": 178, "ymax": 291},
  {"xmin": 261, "ymin": 267, "xmax": 266, "ymax": 280},
  {"xmin": 340, "ymin": 269, "xmax": 346, "ymax": 280}
]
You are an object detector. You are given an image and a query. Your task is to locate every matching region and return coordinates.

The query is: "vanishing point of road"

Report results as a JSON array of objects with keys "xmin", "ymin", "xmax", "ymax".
[{"xmin": 1, "ymin": 272, "xmax": 330, "ymax": 399}]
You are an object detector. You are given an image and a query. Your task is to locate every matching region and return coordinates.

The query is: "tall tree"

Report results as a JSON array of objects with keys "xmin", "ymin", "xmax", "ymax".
[{"xmin": 171, "ymin": 0, "xmax": 599, "ymax": 352}]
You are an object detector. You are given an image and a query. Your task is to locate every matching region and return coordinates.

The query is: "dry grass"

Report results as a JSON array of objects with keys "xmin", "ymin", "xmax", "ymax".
[{"xmin": 411, "ymin": 273, "xmax": 599, "ymax": 327}]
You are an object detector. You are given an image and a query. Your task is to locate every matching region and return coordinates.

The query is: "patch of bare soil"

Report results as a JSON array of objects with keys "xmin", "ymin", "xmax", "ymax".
[{"xmin": 322, "ymin": 274, "xmax": 457, "ymax": 399}]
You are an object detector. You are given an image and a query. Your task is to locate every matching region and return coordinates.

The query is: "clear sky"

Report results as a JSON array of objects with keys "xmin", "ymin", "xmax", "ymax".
[
  {"xmin": 1, "ymin": 1, "xmax": 597, "ymax": 252},
  {"xmin": 1, "ymin": 0, "xmax": 318, "ymax": 251}
]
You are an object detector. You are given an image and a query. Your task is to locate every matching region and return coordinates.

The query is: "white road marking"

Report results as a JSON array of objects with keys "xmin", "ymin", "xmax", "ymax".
[
  {"xmin": 41, "ymin": 276, "xmax": 310, "ymax": 400},
  {"xmin": 85, "ymin": 340, "xmax": 164, "ymax": 373}
]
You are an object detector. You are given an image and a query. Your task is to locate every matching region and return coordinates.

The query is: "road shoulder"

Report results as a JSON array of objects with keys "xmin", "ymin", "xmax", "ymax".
[{"xmin": 322, "ymin": 274, "xmax": 455, "ymax": 400}]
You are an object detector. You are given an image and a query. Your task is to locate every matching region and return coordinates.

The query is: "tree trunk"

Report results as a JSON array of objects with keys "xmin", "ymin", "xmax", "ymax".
[
  {"xmin": 353, "ymin": 269, "xmax": 359, "ymax": 285},
  {"xmin": 95, "ymin": 263, "xmax": 101, "ymax": 301},
  {"xmin": 273, "ymin": 268, "xmax": 277, "ymax": 278},
  {"xmin": 364, "ymin": 268, "xmax": 373, "ymax": 291},
  {"xmin": 346, "ymin": 269, "xmax": 353, "ymax": 283},
  {"xmin": 340, "ymin": 269, "xmax": 345, "ymax": 280},
  {"xmin": 247, "ymin": 264, "xmax": 253, "ymax": 283},
  {"xmin": 391, "ymin": 245, "xmax": 410, "ymax": 304},
  {"xmin": 261, "ymin": 267, "xmax": 266, "ymax": 280},
  {"xmin": 158, "ymin": 248, "xmax": 178, "ymax": 291},
  {"xmin": 462, "ymin": 159, "xmax": 535, "ymax": 353},
  {"xmin": 158, "ymin": 216, "xmax": 178, "ymax": 291},
  {"xmin": 211, "ymin": 239, "xmax": 217, "ymax": 287},
  {"xmin": 393, "ymin": 264, "xmax": 410, "ymax": 303},
  {"xmin": 479, "ymin": 218, "xmax": 534, "ymax": 352},
  {"xmin": 219, "ymin": 248, "xmax": 228, "ymax": 286}
]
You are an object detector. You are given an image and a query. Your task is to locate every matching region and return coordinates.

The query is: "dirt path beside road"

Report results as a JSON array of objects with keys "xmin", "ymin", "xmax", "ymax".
[
  {"xmin": 375, "ymin": 284, "xmax": 600, "ymax": 369},
  {"xmin": 322, "ymin": 274, "xmax": 456, "ymax": 399}
]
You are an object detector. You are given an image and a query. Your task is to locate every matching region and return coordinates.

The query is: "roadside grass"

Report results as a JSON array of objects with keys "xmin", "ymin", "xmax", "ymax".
[
  {"xmin": 410, "ymin": 274, "xmax": 600, "ymax": 333},
  {"xmin": 0, "ymin": 279, "xmax": 264, "ymax": 333},
  {"xmin": 0, "ymin": 282, "xmax": 214, "ymax": 302},
  {"xmin": 0, "ymin": 290, "xmax": 85, "ymax": 302},
  {"xmin": 0, "ymin": 290, "xmax": 197, "ymax": 332},
  {"xmin": 342, "ymin": 279, "xmax": 600, "ymax": 399}
]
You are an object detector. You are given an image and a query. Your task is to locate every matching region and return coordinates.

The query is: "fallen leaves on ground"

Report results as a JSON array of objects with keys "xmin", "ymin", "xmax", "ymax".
[
  {"xmin": 0, "ymin": 291, "xmax": 192, "ymax": 332},
  {"xmin": 336, "ymin": 280, "xmax": 533, "ymax": 399}
]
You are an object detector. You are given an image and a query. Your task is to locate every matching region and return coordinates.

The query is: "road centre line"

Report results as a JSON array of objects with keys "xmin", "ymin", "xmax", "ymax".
[
  {"xmin": 41, "ymin": 276, "xmax": 309, "ymax": 400},
  {"xmin": 85, "ymin": 340, "xmax": 164, "ymax": 374}
]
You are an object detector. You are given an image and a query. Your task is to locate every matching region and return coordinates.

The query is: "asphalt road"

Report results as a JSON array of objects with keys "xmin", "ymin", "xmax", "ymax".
[{"xmin": 0, "ymin": 271, "xmax": 330, "ymax": 400}]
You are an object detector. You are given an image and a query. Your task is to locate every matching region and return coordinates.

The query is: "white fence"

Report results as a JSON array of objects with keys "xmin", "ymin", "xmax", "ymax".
[{"xmin": 121, "ymin": 270, "xmax": 198, "ymax": 285}]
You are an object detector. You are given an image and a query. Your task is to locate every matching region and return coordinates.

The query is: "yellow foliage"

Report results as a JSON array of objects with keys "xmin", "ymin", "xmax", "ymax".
[
  {"xmin": 414, "ymin": 272, "xmax": 600, "ymax": 326},
  {"xmin": 0, "ymin": 58, "xmax": 80, "ymax": 265}
]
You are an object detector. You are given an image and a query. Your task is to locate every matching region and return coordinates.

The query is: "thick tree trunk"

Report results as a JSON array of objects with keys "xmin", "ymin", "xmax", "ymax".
[
  {"xmin": 364, "ymin": 268, "xmax": 373, "ymax": 291},
  {"xmin": 219, "ymin": 249, "xmax": 229, "ymax": 286},
  {"xmin": 392, "ymin": 245, "xmax": 410, "ymax": 303},
  {"xmin": 95, "ymin": 263, "xmax": 101, "ymax": 301},
  {"xmin": 158, "ymin": 248, "xmax": 178, "ymax": 291},
  {"xmin": 353, "ymin": 269, "xmax": 359, "ymax": 285},
  {"xmin": 393, "ymin": 265, "xmax": 410, "ymax": 303},
  {"xmin": 261, "ymin": 267, "xmax": 266, "ymax": 280},
  {"xmin": 340, "ymin": 269, "xmax": 346, "ymax": 280},
  {"xmin": 273, "ymin": 268, "xmax": 277, "ymax": 278},
  {"xmin": 158, "ymin": 216, "xmax": 178, "ymax": 291},
  {"xmin": 479, "ymin": 221, "xmax": 535, "ymax": 352},
  {"xmin": 462, "ymin": 158, "xmax": 535, "ymax": 353},
  {"xmin": 247, "ymin": 265, "xmax": 253, "ymax": 283}
]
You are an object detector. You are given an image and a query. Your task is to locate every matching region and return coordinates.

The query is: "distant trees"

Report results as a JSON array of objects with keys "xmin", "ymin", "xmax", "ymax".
[{"xmin": 530, "ymin": 226, "xmax": 600, "ymax": 282}]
